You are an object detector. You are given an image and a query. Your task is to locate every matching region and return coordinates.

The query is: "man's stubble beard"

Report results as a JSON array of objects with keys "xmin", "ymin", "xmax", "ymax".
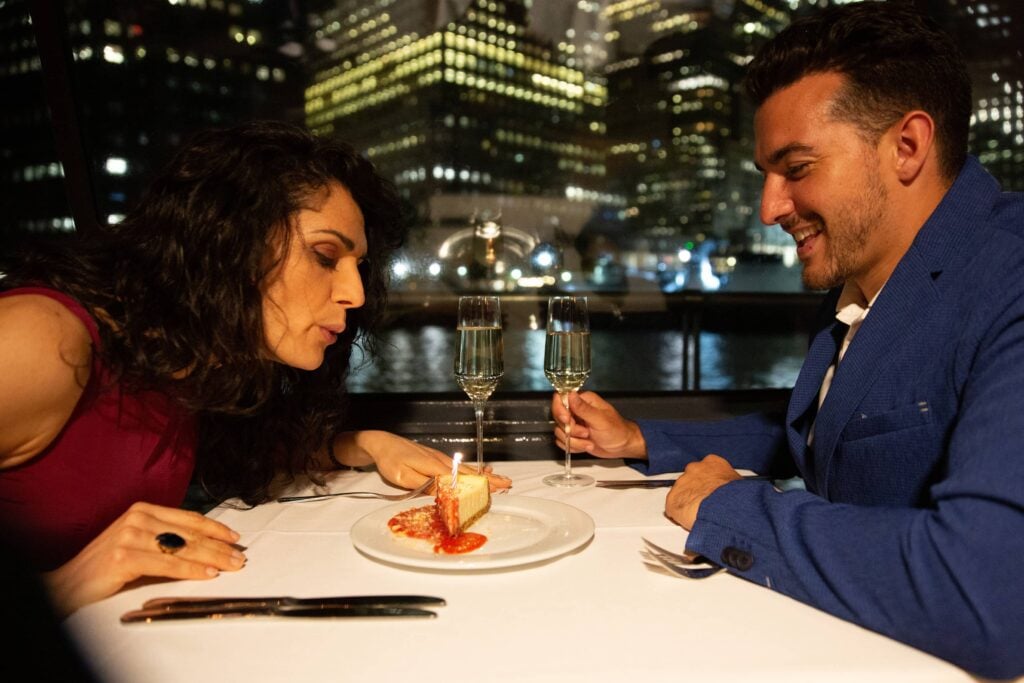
[{"xmin": 801, "ymin": 164, "xmax": 889, "ymax": 291}]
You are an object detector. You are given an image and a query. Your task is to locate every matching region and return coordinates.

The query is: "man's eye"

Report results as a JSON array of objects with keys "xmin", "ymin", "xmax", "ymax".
[{"xmin": 786, "ymin": 163, "xmax": 810, "ymax": 179}]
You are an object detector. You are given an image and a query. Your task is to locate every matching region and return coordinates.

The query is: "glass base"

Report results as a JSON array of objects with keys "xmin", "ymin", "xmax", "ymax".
[{"xmin": 542, "ymin": 472, "xmax": 595, "ymax": 488}]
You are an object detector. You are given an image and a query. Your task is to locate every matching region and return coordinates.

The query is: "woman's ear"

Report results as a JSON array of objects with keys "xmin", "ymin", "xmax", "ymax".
[{"xmin": 892, "ymin": 110, "xmax": 936, "ymax": 183}]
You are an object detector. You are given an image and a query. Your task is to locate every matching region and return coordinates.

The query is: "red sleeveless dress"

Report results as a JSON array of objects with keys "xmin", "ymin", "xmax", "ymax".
[{"xmin": 0, "ymin": 287, "xmax": 197, "ymax": 570}]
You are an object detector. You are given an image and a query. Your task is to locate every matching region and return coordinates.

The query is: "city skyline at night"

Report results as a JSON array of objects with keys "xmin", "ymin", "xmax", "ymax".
[{"xmin": 2, "ymin": 0, "xmax": 1021, "ymax": 293}]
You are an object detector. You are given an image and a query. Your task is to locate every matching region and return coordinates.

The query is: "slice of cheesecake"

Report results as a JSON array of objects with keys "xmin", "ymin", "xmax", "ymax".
[{"xmin": 435, "ymin": 473, "xmax": 491, "ymax": 536}]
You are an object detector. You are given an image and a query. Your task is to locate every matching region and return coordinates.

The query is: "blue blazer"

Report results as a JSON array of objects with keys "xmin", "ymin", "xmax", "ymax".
[{"xmin": 634, "ymin": 157, "xmax": 1024, "ymax": 679}]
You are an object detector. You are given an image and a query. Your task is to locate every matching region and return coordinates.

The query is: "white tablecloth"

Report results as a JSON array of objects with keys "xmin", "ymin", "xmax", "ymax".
[{"xmin": 67, "ymin": 459, "xmax": 976, "ymax": 683}]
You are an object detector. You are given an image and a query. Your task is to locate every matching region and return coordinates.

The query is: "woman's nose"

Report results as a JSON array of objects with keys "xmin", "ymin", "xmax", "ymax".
[{"xmin": 334, "ymin": 262, "xmax": 365, "ymax": 309}]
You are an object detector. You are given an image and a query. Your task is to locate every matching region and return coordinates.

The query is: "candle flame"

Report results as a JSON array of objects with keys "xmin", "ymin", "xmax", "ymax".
[{"xmin": 450, "ymin": 452, "xmax": 463, "ymax": 489}]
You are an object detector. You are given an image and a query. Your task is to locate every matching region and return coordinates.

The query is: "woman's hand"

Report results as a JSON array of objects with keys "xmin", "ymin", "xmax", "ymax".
[
  {"xmin": 44, "ymin": 501, "xmax": 245, "ymax": 616},
  {"xmin": 333, "ymin": 430, "xmax": 512, "ymax": 493},
  {"xmin": 551, "ymin": 391, "xmax": 647, "ymax": 459}
]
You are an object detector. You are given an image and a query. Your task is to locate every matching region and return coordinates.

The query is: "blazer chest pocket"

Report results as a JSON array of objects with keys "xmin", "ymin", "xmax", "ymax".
[
  {"xmin": 840, "ymin": 401, "xmax": 932, "ymax": 442},
  {"xmin": 830, "ymin": 401, "xmax": 939, "ymax": 506}
]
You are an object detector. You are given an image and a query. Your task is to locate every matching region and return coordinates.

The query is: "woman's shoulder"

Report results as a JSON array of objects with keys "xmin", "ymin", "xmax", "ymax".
[
  {"xmin": 0, "ymin": 291, "xmax": 94, "ymax": 348},
  {"xmin": 0, "ymin": 293, "xmax": 95, "ymax": 468}
]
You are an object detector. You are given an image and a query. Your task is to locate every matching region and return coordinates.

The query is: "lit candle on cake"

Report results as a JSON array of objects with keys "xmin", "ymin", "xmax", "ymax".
[{"xmin": 449, "ymin": 451, "xmax": 463, "ymax": 489}]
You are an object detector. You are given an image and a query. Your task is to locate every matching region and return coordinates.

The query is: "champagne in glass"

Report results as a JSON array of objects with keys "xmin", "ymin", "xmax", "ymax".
[
  {"xmin": 454, "ymin": 296, "xmax": 503, "ymax": 473},
  {"xmin": 543, "ymin": 296, "xmax": 594, "ymax": 487}
]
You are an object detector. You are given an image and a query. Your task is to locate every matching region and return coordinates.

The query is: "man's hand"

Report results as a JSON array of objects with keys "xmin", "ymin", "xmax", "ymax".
[
  {"xmin": 665, "ymin": 454, "xmax": 741, "ymax": 530},
  {"xmin": 551, "ymin": 390, "xmax": 647, "ymax": 459}
]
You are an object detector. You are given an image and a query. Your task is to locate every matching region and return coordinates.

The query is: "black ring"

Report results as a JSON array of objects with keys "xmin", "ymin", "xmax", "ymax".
[{"xmin": 156, "ymin": 532, "xmax": 186, "ymax": 554}]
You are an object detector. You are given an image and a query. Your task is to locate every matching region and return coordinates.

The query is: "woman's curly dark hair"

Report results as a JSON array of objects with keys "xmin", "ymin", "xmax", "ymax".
[{"xmin": 0, "ymin": 120, "xmax": 406, "ymax": 505}]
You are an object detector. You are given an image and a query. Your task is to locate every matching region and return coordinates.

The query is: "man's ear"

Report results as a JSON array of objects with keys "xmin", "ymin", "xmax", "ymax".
[{"xmin": 891, "ymin": 110, "xmax": 936, "ymax": 183}]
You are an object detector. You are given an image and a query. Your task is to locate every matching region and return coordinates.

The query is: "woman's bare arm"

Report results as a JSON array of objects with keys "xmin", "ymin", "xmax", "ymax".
[{"xmin": 0, "ymin": 294, "xmax": 93, "ymax": 468}]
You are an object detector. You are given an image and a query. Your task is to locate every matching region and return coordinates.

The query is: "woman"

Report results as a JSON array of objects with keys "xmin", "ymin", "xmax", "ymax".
[{"xmin": 0, "ymin": 121, "xmax": 509, "ymax": 614}]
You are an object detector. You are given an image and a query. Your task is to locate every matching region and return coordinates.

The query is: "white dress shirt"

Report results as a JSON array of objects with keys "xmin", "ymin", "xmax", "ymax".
[{"xmin": 808, "ymin": 281, "xmax": 884, "ymax": 446}]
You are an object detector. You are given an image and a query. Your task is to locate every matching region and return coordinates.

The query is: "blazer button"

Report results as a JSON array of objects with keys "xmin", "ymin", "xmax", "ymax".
[{"xmin": 720, "ymin": 546, "xmax": 753, "ymax": 571}]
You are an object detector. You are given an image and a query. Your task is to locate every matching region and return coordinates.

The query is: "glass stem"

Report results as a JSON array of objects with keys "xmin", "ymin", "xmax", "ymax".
[
  {"xmin": 473, "ymin": 401, "xmax": 485, "ymax": 474},
  {"xmin": 561, "ymin": 392, "xmax": 572, "ymax": 477}
]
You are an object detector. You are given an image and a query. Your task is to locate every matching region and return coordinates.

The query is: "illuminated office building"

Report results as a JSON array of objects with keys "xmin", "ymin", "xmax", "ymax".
[
  {"xmin": 0, "ymin": 0, "xmax": 301, "ymax": 247},
  {"xmin": 304, "ymin": 0, "xmax": 611, "ymax": 224},
  {"xmin": 950, "ymin": 0, "xmax": 1023, "ymax": 191},
  {"xmin": 1, "ymin": 1, "xmax": 71, "ymax": 244},
  {"xmin": 528, "ymin": 1, "xmax": 609, "ymax": 74},
  {"xmin": 5, "ymin": 0, "xmax": 1019, "ymax": 265},
  {"xmin": 601, "ymin": 0, "xmax": 793, "ymax": 252},
  {"xmin": 597, "ymin": 0, "xmax": 1023, "ymax": 252}
]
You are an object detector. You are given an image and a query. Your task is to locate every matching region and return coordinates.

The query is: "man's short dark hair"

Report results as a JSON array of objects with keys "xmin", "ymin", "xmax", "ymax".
[{"xmin": 744, "ymin": 1, "xmax": 972, "ymax": 180}]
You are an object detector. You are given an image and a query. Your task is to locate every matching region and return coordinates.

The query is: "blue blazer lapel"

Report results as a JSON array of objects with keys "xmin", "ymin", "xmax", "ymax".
[
  {"xmin": 786, "ymin": 319, "xmax": 842, "ymax": 477},
  {"xmin": 785, "ymin": 157, "xmax": 997, "ymax": 497},
  {"xmin": 810, "ymin": 253, "xmax": 941, "ymax": 497}
]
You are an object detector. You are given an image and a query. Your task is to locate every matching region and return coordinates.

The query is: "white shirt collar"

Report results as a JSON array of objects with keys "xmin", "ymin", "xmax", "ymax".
[{"xmin": 834, "ymin": 281, "xmax": 883, "ymax": 327}]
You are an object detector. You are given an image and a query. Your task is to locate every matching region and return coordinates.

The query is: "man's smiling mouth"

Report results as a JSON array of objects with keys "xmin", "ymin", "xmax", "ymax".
[{"xmin": 790, "ymin": 224, "xmax": 823, "ymax": 248}]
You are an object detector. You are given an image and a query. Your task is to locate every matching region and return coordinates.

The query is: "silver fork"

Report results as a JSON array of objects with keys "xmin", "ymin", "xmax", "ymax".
[
  {"xmin": 640, "ymin": 537, "xmax": 725, "ymax": 579},
  {"xmin": 277, "ymin": 478, "xmax": 433, "ymax": 504}
]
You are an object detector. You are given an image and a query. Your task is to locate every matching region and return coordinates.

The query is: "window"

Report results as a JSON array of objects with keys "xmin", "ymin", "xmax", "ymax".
[{"xmin": 3, "ymin": 0, "xmax": 1022, "ymax": 398}]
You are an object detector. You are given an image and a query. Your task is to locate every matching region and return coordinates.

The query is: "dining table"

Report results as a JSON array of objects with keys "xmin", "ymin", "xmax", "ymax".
[{"xmin": 66, "ymin": 458, "xmax": 983, "ymax": 683}]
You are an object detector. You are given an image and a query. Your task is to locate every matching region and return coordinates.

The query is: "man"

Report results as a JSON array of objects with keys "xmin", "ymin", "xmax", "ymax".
[{"xmin": 554, "ymin": 2, "xmax": 1024, "ymax": 678}]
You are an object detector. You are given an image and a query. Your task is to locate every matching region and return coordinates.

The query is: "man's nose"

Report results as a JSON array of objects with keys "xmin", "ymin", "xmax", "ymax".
[{"xmin": 759, "ymin": 176, "xmax": 795, "ymax": 226}]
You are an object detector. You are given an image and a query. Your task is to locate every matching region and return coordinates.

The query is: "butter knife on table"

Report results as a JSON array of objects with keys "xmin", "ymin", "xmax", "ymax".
[
  {"xmin": 141, "ymin": 594, "xmax": 445, "ymax": 610},
  {"xmin": 596, "ymin": 474, "xmax": 770, "ymax": 489},
  {"xmin": 121, "ymin": 604, "xmax": 437, "ymax": 623},
  {"xmin": 121, "ymin": 595, "xmax": 445, "ymax": 623},
  {"xmin": 596, "ymin": 479, "xmax": 677, "ymax": 488}
]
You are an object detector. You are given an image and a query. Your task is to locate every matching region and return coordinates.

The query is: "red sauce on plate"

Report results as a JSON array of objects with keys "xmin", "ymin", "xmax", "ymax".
[{"xmin": 388, "ymin": 505, "xmax": 487, "ymax": 555}]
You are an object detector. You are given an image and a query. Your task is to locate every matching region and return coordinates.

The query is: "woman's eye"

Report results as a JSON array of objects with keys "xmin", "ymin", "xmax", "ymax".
[{"xmin": 314, "ymin": 251, "xmax": 338, "ymax": 269}]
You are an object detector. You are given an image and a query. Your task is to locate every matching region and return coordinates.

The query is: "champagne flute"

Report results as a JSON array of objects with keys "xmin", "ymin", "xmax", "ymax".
[
  {"xmin": 454, "ymin": 296, "xmax": 503, "ymax": 473},
  {"xmin": 543, "ymin": 296, "xmax": 594, "ymax": 487}
]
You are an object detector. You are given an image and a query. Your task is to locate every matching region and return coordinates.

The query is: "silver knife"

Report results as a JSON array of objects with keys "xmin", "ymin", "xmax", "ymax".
[
  {"xmin": 121, "ymin": 604, "xmax": 438, "ymax": 623},
  {"xmin": 142, "ymin": 594, "xmax": 445, "ymax": 610},
  {"xmin": 597, "ymin": 479, "xmax": 677, "ymax": 488},
  {"xmin": 597, "ymin": 475, "xmax": 770, "ymax": 488}
]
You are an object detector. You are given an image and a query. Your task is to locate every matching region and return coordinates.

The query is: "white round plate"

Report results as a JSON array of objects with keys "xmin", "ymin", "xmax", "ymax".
[{"xmin": 350, "ymin": 495, "xmax": 595, "ymax": 571}]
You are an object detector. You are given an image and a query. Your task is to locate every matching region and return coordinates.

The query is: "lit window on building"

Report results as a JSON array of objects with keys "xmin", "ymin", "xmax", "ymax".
[
  {"xmin": 103, "ymin": 45, "xmax": 124, "ymax": 64},
  {"xmin": 105, "ymin": 157, "xmax": 128, "ymax": 175}
]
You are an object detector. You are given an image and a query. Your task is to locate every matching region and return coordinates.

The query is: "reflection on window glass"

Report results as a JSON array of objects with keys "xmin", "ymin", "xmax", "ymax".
[{"xmin": 2, "ymin": 0, "xmax": 1022, "ymax": 393}]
